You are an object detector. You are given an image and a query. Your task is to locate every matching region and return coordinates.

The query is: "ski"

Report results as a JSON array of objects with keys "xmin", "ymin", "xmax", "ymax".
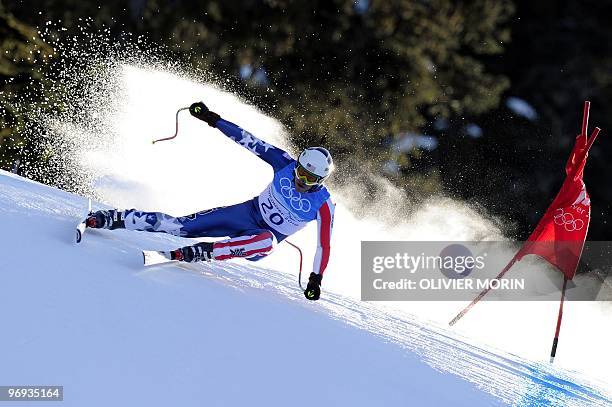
[
  {"xmin": 143, "ymin": 250, "xmax": 175, "ymax": 266},
  {"xmin": 75, "ymin": 198, "xmax": 92, "ymax": 243}
]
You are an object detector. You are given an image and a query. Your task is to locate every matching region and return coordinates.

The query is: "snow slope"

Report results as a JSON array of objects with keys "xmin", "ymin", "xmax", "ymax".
[
  {"xmin": 1, "ymin": 171, "xmax": 610, "ymax": 406},
  {"xmin": 62, "ymin": 64, "xmax": 612, "ymax": 387}
]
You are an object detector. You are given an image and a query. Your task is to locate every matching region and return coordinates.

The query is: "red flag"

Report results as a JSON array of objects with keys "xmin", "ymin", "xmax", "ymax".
[
  {"xmin": 449, "ymin": 102, "xmax": 602, "ymax": 349},
  {"xmin": 516, "ymin": 101, "xmax": 600, "ymax": 280}
]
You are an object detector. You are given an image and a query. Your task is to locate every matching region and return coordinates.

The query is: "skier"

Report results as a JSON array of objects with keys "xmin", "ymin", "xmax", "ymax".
[{"xmin": 87, "ymin": 102, "xmax": 335, "ymax": 301}]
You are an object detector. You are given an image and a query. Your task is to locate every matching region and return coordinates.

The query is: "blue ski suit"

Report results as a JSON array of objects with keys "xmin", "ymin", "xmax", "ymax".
[{"xmin": 124, "ymin": 118, "xmax": 335, "ymax": 275}]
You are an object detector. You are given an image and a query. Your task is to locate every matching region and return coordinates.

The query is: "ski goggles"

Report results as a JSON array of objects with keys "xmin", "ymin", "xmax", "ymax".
[{"xmin": 294, "ymin": 164, "xmax": 325, "ymax": 186}]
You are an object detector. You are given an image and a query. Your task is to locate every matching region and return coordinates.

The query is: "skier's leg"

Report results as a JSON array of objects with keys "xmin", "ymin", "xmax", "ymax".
[
  {"xmin": 130, "ymin": 201, "xmax": 263, "ymax": 238},
  {"xmin": 87, "ymin": 208, "xmax": 186, "ymax": 235},
  {"xmin": 123, "ymin": 210, "xmax": 184, "ymax": 235},
  {"xmin": 173, "ymin": 230, "xmax": 276, "ymax": 263},
  {"xmin": 212, "ymin": 230, "xmax": 276, "ymax": 260},
  {"xmin": 89, "ymin": 200, "xmax": 262, "ymax": 238}
]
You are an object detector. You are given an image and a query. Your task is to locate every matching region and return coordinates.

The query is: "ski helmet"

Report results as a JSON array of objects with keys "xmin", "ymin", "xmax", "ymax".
[{"xmin": 294, "ymin": 147, "xmax": 334, "ymax": 187}]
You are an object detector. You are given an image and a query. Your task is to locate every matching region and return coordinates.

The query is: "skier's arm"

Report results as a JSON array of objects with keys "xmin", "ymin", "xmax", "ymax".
[
  {"xmin": 304, "ymin": 198, "xmax": 335, "ymax": 301},
  {"xmin": 189, "ymin": 102, "xmax": 293, "ymax": 170},
  {"xmin": 313, "ymin": 198, "xmax": 335, "ymax": 276},
  {"xmin": 215, "ymin": 119, "xmax": 293, "ymax": 169}
]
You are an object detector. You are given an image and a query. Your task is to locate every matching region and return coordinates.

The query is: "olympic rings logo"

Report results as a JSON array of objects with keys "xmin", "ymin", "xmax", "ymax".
[
  {"xmin": 279, "ymin": 177, "xmax": 311, "ymax": 212},
  {"xmin": 553, "ymin": 208, "xmax": 584, "ymax": 232}
]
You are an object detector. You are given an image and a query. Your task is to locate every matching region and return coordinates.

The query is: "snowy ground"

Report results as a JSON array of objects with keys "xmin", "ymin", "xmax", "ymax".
[
  {"xmin": 38, "ymin": 63, "xmax": 612, "ymax": 386},
  {"xmin": 1, "ymin": 170, "xmax": 610, "ymax": 406}
]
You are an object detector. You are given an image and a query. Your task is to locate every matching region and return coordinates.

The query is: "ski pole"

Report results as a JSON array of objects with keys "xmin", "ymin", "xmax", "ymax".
[
  {"xmin": 285, "ymin": 240, "xmax": 304, "ymax": 290},
  {"xmin": 152, "ymin": 106, "xmax": 190, "ymax": 144}
]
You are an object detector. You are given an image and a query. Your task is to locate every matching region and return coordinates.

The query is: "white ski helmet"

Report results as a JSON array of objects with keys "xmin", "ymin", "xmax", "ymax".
[{"xmin": 295, "ymin": 147, "xmax": 334, "ymax": 187}]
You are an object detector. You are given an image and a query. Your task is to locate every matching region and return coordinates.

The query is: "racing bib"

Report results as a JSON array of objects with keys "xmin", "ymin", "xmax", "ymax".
[{"xmin": 257, "ymin": 163, "xmax": 329, "ymax": 236}]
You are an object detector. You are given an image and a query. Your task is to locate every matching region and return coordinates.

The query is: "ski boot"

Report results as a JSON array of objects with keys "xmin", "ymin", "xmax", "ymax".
[
  {"xmin": 170, "ymin": 242, "xmax": 214, "ymax": 263},
  {"xmin": 86, "ymin": 209, "xmax": 127, "ymax": 230}
]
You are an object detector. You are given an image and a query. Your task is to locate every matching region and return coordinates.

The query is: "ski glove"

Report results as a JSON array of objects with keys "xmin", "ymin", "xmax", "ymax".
[
  {"xmin": 304, "ymin": 272, "xmax": 322, "ymax": 301},
  {"xmin": 189, "ymin": 101, "xmax": 221, "ymax": 128}
]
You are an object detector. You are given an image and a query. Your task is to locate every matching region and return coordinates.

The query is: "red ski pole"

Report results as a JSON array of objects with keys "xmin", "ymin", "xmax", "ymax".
[
  {"xmin": 152, "ymin": 106, "xmax": 190, "ymax": 144},
  {"xmin": 285, "ymin": 240, "xmax": 304, "ymax": 290}
]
